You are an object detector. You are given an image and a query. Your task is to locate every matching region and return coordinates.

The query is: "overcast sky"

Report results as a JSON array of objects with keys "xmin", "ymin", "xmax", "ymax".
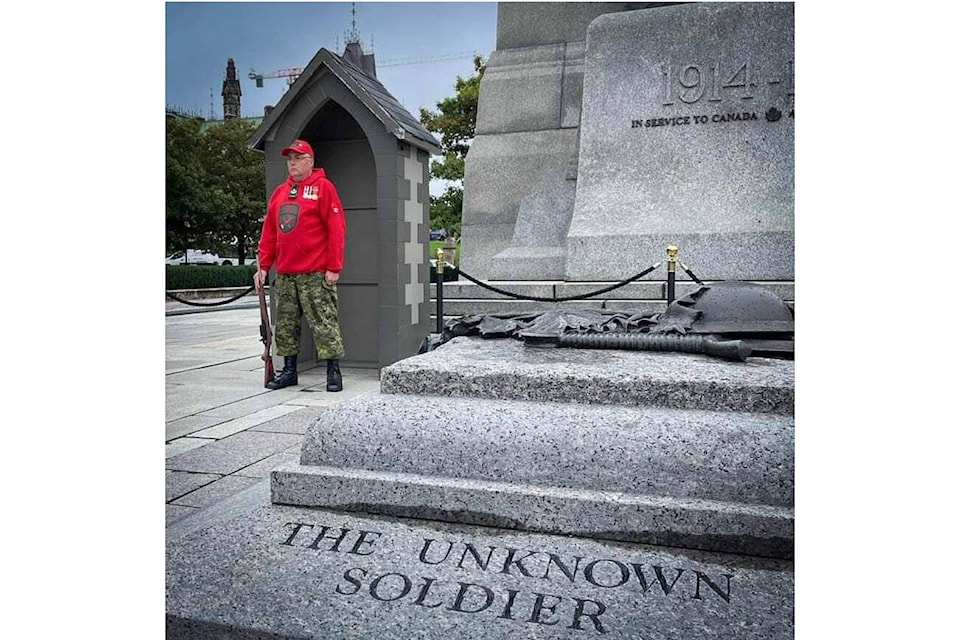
[{"xmin": 166, "ymin": 2, "xmax": 498, "ymax": 120}]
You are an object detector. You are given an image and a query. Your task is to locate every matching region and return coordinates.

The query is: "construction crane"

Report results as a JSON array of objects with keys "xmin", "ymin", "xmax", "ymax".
[
  {"xmin": 248, "ymin": 67, "xmax": 303, "ymax": 88},
  {"xmin": 247, "ymin": 2, "xmax": 477, "ymax": 90},
  {"xmin": 248, "ymin": 51, "xmax": 479, "ymax": 90}
]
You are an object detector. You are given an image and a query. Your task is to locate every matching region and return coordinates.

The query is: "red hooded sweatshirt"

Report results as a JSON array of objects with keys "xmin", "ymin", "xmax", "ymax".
[{"xmin": 258, "ymin": 168, "xmax": 346, "ymax": 275}]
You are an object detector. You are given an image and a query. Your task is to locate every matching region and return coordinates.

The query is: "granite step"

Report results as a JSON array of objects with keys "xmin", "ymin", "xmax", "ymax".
[
  {"xmin": 382, "ymin": 336, "xmax": 794, "ymax": 415},
  {"xmin": 271, "ymin": 390, "xmax": 794, "ymax": 559}
]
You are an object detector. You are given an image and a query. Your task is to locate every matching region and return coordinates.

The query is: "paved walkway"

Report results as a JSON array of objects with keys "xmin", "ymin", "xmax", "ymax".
[{"xmin": 165, "ymin": 299, "xmax": 381, "ymax": 527}]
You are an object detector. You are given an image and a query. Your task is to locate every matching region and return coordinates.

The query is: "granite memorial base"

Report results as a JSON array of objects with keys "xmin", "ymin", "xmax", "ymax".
[
  {"xmin": 167, "ymin": 337, "xmax": 794, "ymax": 638},
  {"xmin": 566, "ymin": 2, "xmax": 795, "ymax": 281},
  {"xmin": 167, "ymin": 482, "xmax": 793, "ymax": 639},
  {"xmin": 460, "ymin": 2, "xmax": 795, "ymax": 283}
]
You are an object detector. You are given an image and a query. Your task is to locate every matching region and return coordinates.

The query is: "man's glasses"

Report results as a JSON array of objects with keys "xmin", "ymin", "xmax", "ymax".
[{"xmin": 286, "ymin": 155, "xmax": 311, "ymax": 162}]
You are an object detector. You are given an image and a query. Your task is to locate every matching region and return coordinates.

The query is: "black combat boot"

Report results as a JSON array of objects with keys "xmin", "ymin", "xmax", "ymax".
[
  {"xmin": 326, "ymin": 358, "xmax": 343, "ymax": 392},
  {"xmin": 267, "ymin": 355, "xmax": 298, "ymax": 390}
]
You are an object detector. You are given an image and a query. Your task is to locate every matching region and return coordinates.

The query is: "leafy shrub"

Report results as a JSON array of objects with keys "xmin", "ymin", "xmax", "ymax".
[{"xmin": 166, "ymin": 265, "xmax": 258, "ymax": 290}]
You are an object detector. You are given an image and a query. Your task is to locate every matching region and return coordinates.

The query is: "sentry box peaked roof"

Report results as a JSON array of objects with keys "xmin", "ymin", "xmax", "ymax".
[{"xmin": 247, "ymin": 47, "xmax": 442, "ymax": 156}]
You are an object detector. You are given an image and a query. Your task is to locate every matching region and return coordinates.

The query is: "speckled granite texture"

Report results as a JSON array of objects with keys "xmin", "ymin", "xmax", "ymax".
[
  {"xmin": 168, "ymin": 481, "xmax": 794, "ymax": 639},
  {"xmin": 382, "ymin": 336, "xmax": 794, "ymax": 414},
  {"xmin": 566, "ymin": 3, "xmax": 794, "ymax": 281},
  {"xmin": 272, "ymin": 336, "xmax": 794, "ymax": 558},
  {"xmin": 294, "ymin": 394, "xmax": 792, "ymax": 507}
]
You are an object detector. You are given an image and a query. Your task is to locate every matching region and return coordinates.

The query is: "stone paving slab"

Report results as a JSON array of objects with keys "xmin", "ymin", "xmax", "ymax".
[
  {"xmin": 166, "ymin": 431, "xmax": 303, "ymax": 475},
  {"xmin": 251, "ymin": 407, "xmax": 329, "ymax": 435},
  {"xmin": 166, "ymin": 414, "xmax": 229, "ymax": 442},
  {"xmin": 167, "ymin": 482, "xmax": 793, "ymax": 639},
  {"xmin": 166, "ymin": 504, "xmax": 199, "ymax": 527},
  {"xmin": 233, "ymin": 447, "xmax": 302, "ymax": 479},
  {"xmin": 167, "ymin": 470, "xmax": 222, "ymax": 502},
  {"xmin": 171, "ymin": 475, "xmax": 263, "ymax": 509},
  {"xmin": 166, "ymin": 353, "xmax": 264, "ymax": 377},
  {"xmin": 166, "ymin": 437, "xmax": 215, "ymax": 459},
  {"xmin": 166, "ymin": 382, "xmax": 266, "ymax": 423},
  {"xmin": 191, "ymin": 389, "xmax": 306, "ymax": 422},
  {"xmin": 169, "ymin": 366, "xmax": 372, "ymax": 426},
  {"xmin": 167, "ymin": 367, "xmax": 264, "ymax": 388},
  {"xmin": 282, "ymin": 380, "xmax": 382, "ymax": 408},
  {"xmin": 190, "ymin": 405, "xmax": 304, "ymax": 440}
]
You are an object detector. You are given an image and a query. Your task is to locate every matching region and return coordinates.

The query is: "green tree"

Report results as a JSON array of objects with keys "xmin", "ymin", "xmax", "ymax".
[
  {"xmin": 166, "ymin": 116, "xmax": 217, "ymax": 254},
  {"xmin": 199, "ymin": 119, "xmax": 265, "ymax": 264},
  {"xmin": 419, "ymin": 54, "xmax": 486, "ymax": 238},
  {"xmin": 166, "ymin": 116, "xmax": 266, "ymax": 264}
]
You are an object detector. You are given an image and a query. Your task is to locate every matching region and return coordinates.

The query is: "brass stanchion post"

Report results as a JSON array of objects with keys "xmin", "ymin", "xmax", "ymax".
[
  {"xmin": 435, "ymin": 247, "xmax": 445, "ymax": 335},
  {"xmin": 666, "ymin": 244, "xmax": 678, "ymax": 305}
]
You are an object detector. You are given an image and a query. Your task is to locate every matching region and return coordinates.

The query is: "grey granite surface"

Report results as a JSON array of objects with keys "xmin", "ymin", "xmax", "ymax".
[
  {"xmin": 463, "ymin": 129, "xmax": 580, "ymax": 226},
  {"xmin": 461, "ymin": 129, "xmax": 580, "ymax": 277},
  {"xmin": 168, "ymin": 481, "xmax": 794, "ymax": 639},
  {"xmin": 273, "ymin": 336, "xmax": 794, "ymax": 558},
  {"xmin": 431, "ymin": 281, "xmax": 795, "ymax": 302},
  {"xmin": 272, "ymin": 460, "xmax": 793, "ymax": 559},
  {"xmin": 487, "ymin": 176, "xmax": 578, "ymax": 280},
  {"xmin": 475, "ymin": 44, "xmax": 565, "ymax": 134},
  {"xmin": 382, "ymin": 337, "xmax": 794, "ymax": 414},
  {"xmin": 171, "ymin": 475, "xmax": 262, "ymax": 509},
  {"xmin": 293, "ymin": 393, "xmax": 792, "ymax": 506},
  {"xmin": 250, "ymin": 406, "xmax": 330, "ymax": 435},
  {"xmin": 495, "ymin": 2, "xmax": 631, "ymax": 50},
  {"xmin": 509, "ymin": 176, "xmax": 577, "ymax": 247},
  {"xmin": 166, "ymin": 504, "xmax": 199, "ymax": 527},
  {"xmin": 166, "ymin": 470, "xmax": 221, "ymax": 503},
  {"xmin": 233, "ymin": 447, "xmax": 302, "ymax": 479},
  {"xmin": 166, "ymin": 414, "xmax": 227, "ymax": 442},
  {"xmin": 439, "ymin": 299, "xmax": 667, "ymax": 319},
  {"xmin": 566, "ymin": 3, "xmax": 794, "ymax": 281},
  {"xmin": 165, "ymin": 430, "xmax": 303, "ymax": 475},
  {"xmin": 274, "ymin": 380, "xmax": 793, "ymax": 558}
]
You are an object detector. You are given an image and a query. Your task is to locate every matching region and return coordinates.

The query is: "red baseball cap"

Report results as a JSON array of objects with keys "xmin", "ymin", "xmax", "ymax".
[{"xmin": 281, "ymin": 139, "xmax": 314, "ymax": 157}]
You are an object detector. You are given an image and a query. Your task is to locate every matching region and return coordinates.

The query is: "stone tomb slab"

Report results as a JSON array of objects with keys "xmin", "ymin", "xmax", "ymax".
[
  {"xmin": 167, "ymin": 481, "xmax": 793, "ymax": 639},
  {"xmin": 566, "ymin": 3, "xmax": 794, "ymax": 281},
  {"xmin": 382, "ymin": 336, "xmax": 795, "ymax": 414},
  {"xmin": 276, "ymin": 336, "xmax": 795, "ymax": 559}
]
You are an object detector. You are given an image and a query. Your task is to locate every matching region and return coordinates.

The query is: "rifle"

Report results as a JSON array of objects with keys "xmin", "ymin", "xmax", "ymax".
[{"xmin": 257, "ymin": 281, "xmax": 275, "ymax": 387}]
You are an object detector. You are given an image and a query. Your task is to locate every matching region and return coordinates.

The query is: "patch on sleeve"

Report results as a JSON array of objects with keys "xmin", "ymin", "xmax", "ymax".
[{"xmin": 332, "ymin": 205, "xmax": 340, "ymax": 215}]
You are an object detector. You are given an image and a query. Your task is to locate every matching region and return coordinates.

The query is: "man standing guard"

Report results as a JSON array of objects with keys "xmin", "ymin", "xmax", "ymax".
[{"xmin": 253, "ymin": 139, "xmax": 346, "ymax": 392}]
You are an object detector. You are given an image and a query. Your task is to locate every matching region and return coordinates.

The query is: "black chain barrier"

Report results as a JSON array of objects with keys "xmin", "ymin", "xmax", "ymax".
[
  {"xmin": 455, "ymin": 261, "xmax": 663, "ymax": 302},
  {"xmin": 165, "ymin": 257, "xmax": 700, "ymax": 309},
  {"xmin": 166, "ymin": 286, "xmax": 255, "ymax": 307}
]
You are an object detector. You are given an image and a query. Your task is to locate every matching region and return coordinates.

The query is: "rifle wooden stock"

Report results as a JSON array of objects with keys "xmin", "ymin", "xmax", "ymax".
[{"xmin": 258, "ymin": 284, "xmax": 275, "ymax": 387}]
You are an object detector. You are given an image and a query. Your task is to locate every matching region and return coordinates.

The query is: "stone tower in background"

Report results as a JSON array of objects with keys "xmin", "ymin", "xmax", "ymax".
[{"xmin": 221, "ymin": 58, "xmax": 241, "ymax": 120}]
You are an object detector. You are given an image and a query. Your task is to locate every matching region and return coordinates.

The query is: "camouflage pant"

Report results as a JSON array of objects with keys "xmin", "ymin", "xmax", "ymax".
[{"xmin": 273, "ymin": 272, "xmax": 345, "ymax": 360}]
